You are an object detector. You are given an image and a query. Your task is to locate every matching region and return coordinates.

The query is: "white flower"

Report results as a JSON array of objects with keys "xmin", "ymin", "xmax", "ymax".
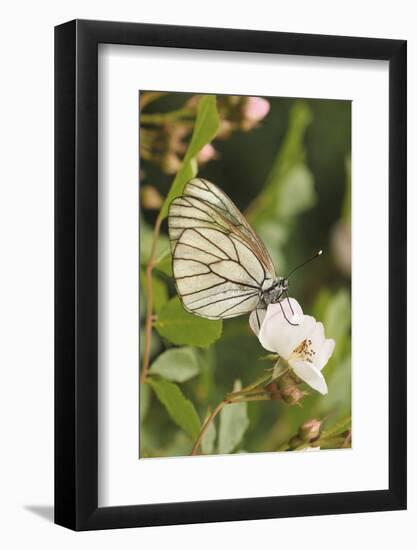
[{"xmin": 249, "ymin": 298, "xmax": 335, "ymax": 395}]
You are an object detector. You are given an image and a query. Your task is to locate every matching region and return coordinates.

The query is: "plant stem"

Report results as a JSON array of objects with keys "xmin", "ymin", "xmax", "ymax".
[
  {"xmin": 191, "ymin": 383, "xmax": 281, "ymax": 456},
  {"xmin": 140, "ymin": 214, "xmax": 163, "ymax": 385},
  {"xmin": 191, "ymin": 400, "xmax": 226, "ymax": 456},
  {"xmin": 230, "ymin": 393, "xmax": 272, "ymax": 403},
  {"xmin": 237, "ymin": 371, "xmax": 274, "ymax": 393},
  {"xmin": 141, "ymin": 108, "xmax": 195, "ymax": 125}
]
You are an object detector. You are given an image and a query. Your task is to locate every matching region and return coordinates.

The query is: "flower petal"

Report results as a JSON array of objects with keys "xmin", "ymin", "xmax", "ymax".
[
  {"xmin": 250, "ymin": 298, "xmax": 302, "ymax": 342},
  {"xmin": 275, "ymin": 297, "xmax": 303, "ymax": 322},
  {"xmin": 316, "ymin": 339, "xmax": 335, "ymax": 370},
  {"xmin": 259, "ymin": 311, "xmax": 315, "ymax": 359},
  {"xmin": 290, "ymin": 360, "xmax": 328, "ymax": 395},
  {"xmin": 259, "ymin": 298, "xmax": 302, "ymax": 327},
  {"xmin": 249, "ymin": 308, "xmax": 267, "ymax": 337},
  {"xmin": 308, "ymin": 321, "xmax": 325, "ymax": 352}
]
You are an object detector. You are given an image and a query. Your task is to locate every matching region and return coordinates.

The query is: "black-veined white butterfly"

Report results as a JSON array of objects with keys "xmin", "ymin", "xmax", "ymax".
[{"xmin": 167, "ymin": 178, "xmax": 299, "ymax": 328}]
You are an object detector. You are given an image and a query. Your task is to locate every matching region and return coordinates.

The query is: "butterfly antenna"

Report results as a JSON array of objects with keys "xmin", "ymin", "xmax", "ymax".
[{"xmin": 286, "ymin": 250, "xmax": 323, "ymax": 279}]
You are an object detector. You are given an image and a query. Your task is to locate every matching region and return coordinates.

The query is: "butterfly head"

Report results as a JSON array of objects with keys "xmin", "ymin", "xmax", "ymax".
[
  {"xmin": 261, "ymin": 277, "xmax": 288, "ymax": 305},
  {"xmin": 278, "ymin": 276, "xmax": 289, "ymax": 293}
]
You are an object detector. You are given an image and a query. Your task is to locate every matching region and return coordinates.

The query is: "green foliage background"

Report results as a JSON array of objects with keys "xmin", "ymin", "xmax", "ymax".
[{"xmin": 140, "ymin": 93, "xmax": 351, "ymax": 458}]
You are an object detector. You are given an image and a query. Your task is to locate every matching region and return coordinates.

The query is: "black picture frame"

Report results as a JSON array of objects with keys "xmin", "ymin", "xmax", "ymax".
[{"xmin": 55, "ymin": 19, "xmax": 407, "ymax": 531}]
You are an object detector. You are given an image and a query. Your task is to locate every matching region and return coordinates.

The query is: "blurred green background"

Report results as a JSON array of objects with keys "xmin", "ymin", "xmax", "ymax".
[{"xmin": 140, "ymin": 93, "xmax": 351, "ymax": 458}]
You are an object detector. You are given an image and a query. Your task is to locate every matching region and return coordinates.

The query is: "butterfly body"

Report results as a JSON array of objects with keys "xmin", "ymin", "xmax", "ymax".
[{"xmin": 168, "ymin": 178, "xmax": 288, "ymax": 320}]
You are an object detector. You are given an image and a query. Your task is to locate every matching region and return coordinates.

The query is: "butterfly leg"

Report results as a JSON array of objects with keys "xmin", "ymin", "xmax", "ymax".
[
  {"xmin": 279, "ymin": 298, "xmax": 299, "ymax": 326},
  {"xmin": 285, "ymin": 291, "xmax": 295, "ymax": 315},
  {"xmin": 253, "ymin": 307, "xmax": 266, "ymax": 333}
]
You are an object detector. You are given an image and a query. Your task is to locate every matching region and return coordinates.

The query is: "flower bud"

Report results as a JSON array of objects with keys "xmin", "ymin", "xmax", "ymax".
[
  {"xmin": 167, "ymin": 124, "xmax": 189, "ymax": 154},
  {"xmin": 282, "ymin": 386, "xmax": 306, "ymax": 405},
  {"xmin": 161, "ymin": 152, "xmax": 182, "ymax": 174},
  {"xmin": 244, "ymin": 97, "xmax": 270, "ymax": 122},
  {"xmin": 241, "ymin": 97, "xmax": 270, "ymax": 130},
  {"xmin": 299, "ymin": 419, "xmax": 321, "ymax": 442},
  {"xmin": 140, "ymin": 185, "xmax": 163, "ymax": 210},
  {"xmin": 185, "ymin": 94, "xmax": 201, "ymax": 110},
  {"xmin": 265, "ymin": 382, "xmax": 282, "ymax": 400},
  {"xmin": 277, "ymin": 370, "xmax": 306, "ymax": 405},
  {"xmin": 216, "ymin": 119, "xmax": 234, "ymax": 139},
  {"xmin": 197, "ymin": 143, "xmax": 217, "ymax": 164}
]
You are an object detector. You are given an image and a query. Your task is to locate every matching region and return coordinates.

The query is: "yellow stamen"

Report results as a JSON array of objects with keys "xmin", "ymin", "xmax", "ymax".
[{"xmin": 290, "ymin": 339, "xmax": 316, "ymax": 364}]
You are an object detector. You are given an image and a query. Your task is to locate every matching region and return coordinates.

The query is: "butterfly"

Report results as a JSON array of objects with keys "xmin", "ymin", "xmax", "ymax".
[{"xmin": 167, "ymin": 178, "xmax": 292, "ymax": 327}]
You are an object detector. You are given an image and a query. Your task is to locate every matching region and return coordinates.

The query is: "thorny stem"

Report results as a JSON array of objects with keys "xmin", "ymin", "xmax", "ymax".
[{"xmin": 140, "ymin": 214, "xmax": 163, "ymax": 385}]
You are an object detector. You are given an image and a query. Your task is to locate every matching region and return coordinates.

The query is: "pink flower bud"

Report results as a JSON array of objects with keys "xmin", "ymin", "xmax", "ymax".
[
  {"xmin": 244, "ymin": 97, "xmax": 270, "ymax": 122},
  {"xmin": 217, "ymin": 119, "xmax": 234, "ymax": 139},
  {"xmin": 277, "ymin": 370, "xmax": 306, "ymax": 405},
  {"xmin": 197, "ymin": 143, "xmax": 217, "ymax": 164},
  {"xmin": 299, "ymin": 419, "xmax": 321, "ymax": 441}
]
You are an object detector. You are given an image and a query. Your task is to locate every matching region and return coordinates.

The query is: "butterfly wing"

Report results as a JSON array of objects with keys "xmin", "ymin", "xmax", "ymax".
[
  {"xmin": 169, "ymin": 178, "xmax": 276, "ymax": 274},
  {"xmin": 168, "ymin": 178, "xmax": 276, "ymax": 320}
]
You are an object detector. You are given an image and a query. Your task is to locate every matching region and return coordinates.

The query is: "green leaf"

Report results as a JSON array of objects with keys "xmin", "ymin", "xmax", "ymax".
[
  {"xmin": 342, "ymin": 155, "xmax": 351, "ymax": 223},
  {"xmin": 247, "ymin": 101, "xmax": 315, "ymax": 226},
  {"xmin": 325, "ymin": 356, "xmax": 351, "ymax": 406},
  {"xmin": 154, "ymin": 297, "xmax": 222, "ymax": 348},
  {"xmin": 159, "ymin": 95, "xmax": 220, "ymax": 219},
  {"xmin": 319, "ymin": 436, "xmax": 349, "ymax": 449},
  {"xmin": 140, "ymin": 270, "xmax": 168, "ymax": 314},
  {"xmin": 276, "ymin": 164, "xmax": 315, "ymax": 219},
  {"xmin": 201, "ymin": 409, "xmax": 217, "ymax": 455},
  {"xmin": 140, "ymin": 382, "xmax": 151, "ymax": 421},
  {"xmin": 154, "ymin": 250, "xmax": 173, "ymax": 277},
  {"xmin": 218, "ymin": 380, "xmax": 249, "ymax": 454},
  {"xmin": 149, "ymin": 347, "xmax": 200, "ymax": 383},
  {"xmin": 140, "ymin": 328, "xmax": 162, "ymax": 362},
  {"xmin": 254, "ymin": 220, "xmax": 287, "ymax": 272},
  {"xmin": 321, "ymin": 415, "xmax": 351, "ymax": 440},
  {"xmin": 140, "ymin": 214, "xmax": 170, "ymax": 265},
  {"xmin": 147, "ymin": 378, "xmax": 201, "ymax": 440},
  {"xmin": 152, "ymin": 275, "xmax": 168, "ymax": 313},
  {"xmin": 313, "ymin": 288, "xmax": 351, "ymax": 371},
  {"xmin": 324, "ymin": 289, "xmax": 351, "ymax": 344},
  {"xmin": 313, "ymin": 288, "xmax": 331, "ymax": 322}
]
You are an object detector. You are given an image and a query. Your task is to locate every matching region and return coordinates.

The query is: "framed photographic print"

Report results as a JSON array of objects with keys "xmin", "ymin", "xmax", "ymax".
[{"xmin": 55, "ymin": 19, "xmax": 407, "ymax": 530}]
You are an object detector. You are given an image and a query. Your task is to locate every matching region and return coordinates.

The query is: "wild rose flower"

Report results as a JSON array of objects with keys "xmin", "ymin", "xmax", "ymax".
[{"xmin": 249, "ymin": 298, "xmax": 335, "ymax": 395}]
